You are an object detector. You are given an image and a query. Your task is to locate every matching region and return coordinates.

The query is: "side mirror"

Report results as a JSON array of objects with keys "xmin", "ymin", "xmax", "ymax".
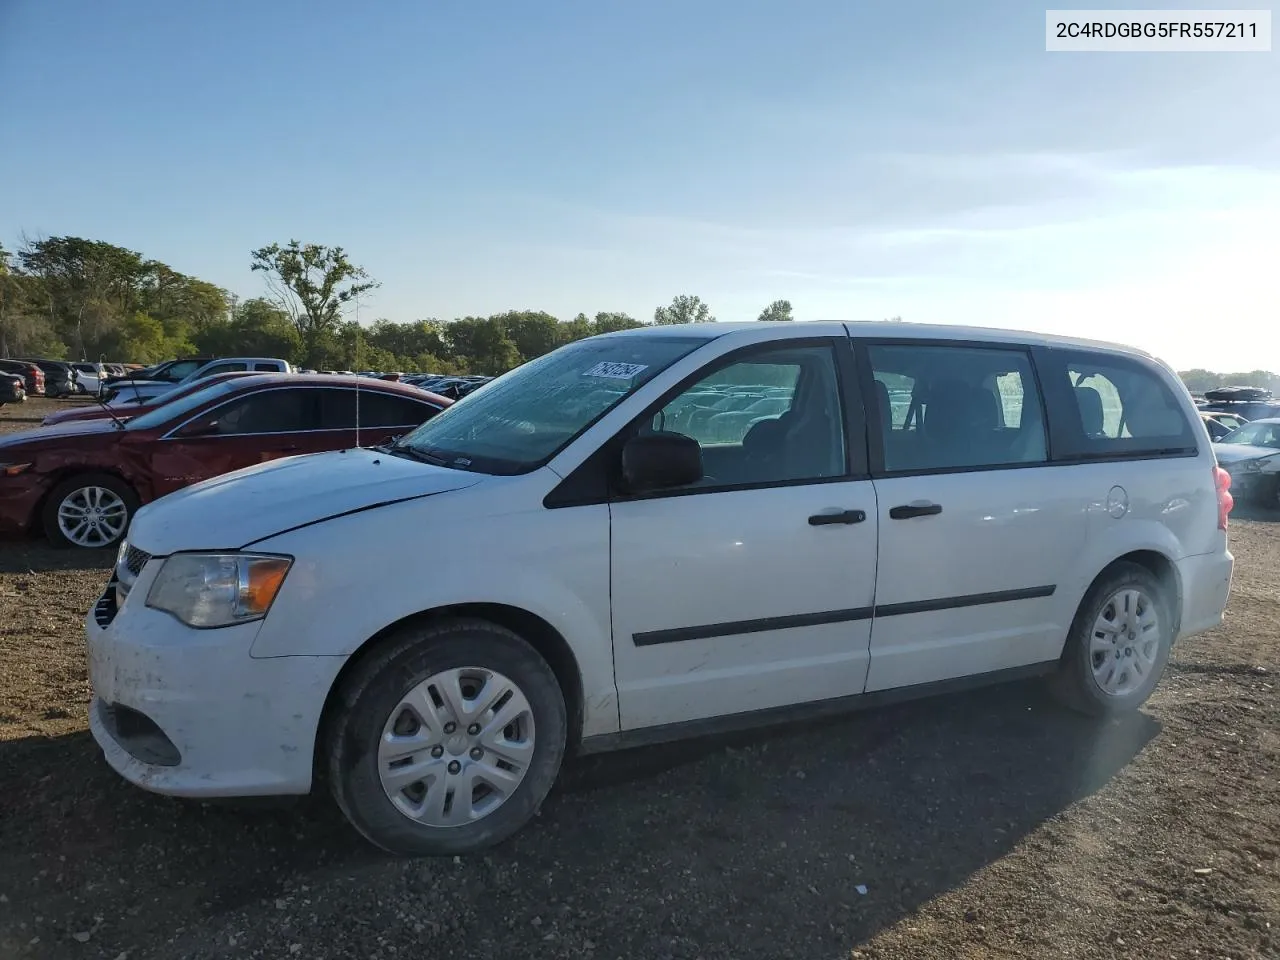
[{"xmin": 621, "ymin": 431, "xmax": 703, "ymax": 493}]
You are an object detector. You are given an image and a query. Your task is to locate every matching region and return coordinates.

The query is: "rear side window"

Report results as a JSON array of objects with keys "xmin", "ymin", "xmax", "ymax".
[
  {"xmin": 316, "ymin": 389, "xmax": 437, "ymax": 429},
  {"xmin": 253, "ymin": 362, "xmax": 280, "ymax": 371},
  {"xmin": 1045, "ymin": 351, "xmax": 1197, "ymax": 459},
  {"xmin": 867, "ymin": 343, "xmax": 1048, "ymax": 473}
]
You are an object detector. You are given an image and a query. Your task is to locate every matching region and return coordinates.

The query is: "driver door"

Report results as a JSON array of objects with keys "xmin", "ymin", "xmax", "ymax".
[
  {"xmin": 150, "ymin": 387, "xmax": 316, "ymax": 497},
  {"xmin": 609, "ymin": 338, "xmax": 879, "ymax": 731}
]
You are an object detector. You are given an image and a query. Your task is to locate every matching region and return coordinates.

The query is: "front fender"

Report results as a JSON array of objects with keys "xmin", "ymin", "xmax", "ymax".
[{"xmin": 246, "ymin": 492, "xmax": 618, "ymax": 737}]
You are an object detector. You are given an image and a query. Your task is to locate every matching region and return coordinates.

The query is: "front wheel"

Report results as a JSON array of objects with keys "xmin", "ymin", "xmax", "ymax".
[
  {"xmin": 1050, "ymin": 562, "xmax": 1173, "ymax": 717},
  {"xmin": 42, "ymin": 473, "xmax": 138, "ymax": 549},
  {"xmin": 327, "ymin": 618, "xmax": 568, "ymax": 856}
]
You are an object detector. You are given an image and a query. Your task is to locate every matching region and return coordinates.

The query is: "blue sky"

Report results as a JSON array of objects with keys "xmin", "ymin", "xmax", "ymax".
[{"xmin": 1, "ymin": 0, "xmax": 1276, "ymax": 370}]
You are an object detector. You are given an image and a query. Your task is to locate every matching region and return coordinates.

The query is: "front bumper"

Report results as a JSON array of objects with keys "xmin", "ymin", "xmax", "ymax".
[
  {"xmin": 1219, "ymin": 462, "xmax": 1278, "ymax": 502},
  {"xmin": 85, "ymin": 563, "xmax": 345, "ymax": 797},
  {"xmin": 0, "ymin": 475, "xmax": 46, "ymax": 536}
]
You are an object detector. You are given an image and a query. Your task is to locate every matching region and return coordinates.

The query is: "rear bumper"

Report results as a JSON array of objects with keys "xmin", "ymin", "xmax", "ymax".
[{"xmin": 1175, "ymin": 550, "xmax": 1234, "ymax": 641}]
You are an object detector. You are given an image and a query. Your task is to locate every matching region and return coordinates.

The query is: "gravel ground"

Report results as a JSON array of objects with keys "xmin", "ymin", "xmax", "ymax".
[{"xmin": 1, "ymin": 397, "xmax": 1277, "ymax": 960}]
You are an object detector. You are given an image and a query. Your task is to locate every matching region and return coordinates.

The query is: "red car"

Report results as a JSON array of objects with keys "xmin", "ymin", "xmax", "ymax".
[
  {"xmin": 0, "ymin": 359, "xmax": 46, "ymax": 397},
  {"xmin": 41, "ymin": 371, "xmax": 260, "ymax": 426},
  {"xmin": 0, "ymin": 374, "xmax": 452, "ymax": 549}
]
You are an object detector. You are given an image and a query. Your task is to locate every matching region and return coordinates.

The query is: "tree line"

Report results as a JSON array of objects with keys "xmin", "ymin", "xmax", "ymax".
[
  {"xmin": 0, "ymin": 235, "xmax": 1271, "ymax": 390},
  {"xmin": 0, "ymin": 236, "xmax": 797, "ymax": 375}
]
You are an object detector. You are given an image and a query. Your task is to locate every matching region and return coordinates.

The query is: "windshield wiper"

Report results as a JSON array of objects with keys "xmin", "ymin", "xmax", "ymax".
[
  {"xmin": 386, "ymin": 442, "xmax": 450, "ymax": 466},
  {"xmin": 93, "ymin": 392, "xmax": 127, "ymax": 430}
]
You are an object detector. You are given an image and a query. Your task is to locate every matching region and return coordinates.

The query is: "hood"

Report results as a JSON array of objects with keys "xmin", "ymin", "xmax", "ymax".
[
  {"xmin": 1213, "ymin": 443, "xmax": 1280, "ymax": 465},
  {"xmin": 42, "ymin": 406, "xmax": 129, "ymax": 426},
  {"xmin": 0, "ymin": 417, "xmax": 120, "ymax": 449},
  {"xmin": 127, "ymin": 446, "xmax": 486, "ymax": 554}
]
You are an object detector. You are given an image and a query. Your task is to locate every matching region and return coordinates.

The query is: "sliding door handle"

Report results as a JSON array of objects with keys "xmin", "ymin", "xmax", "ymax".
[
  {"xmin": 889, "ymin": 502, "xmax": 942, "ymax": 520},
  {"xmin": 808, "ymin": 509, "xmax": 867, "ymax": 526}
]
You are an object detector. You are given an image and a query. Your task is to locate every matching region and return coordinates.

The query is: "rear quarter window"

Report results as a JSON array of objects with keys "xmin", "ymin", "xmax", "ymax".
[{"xmin": 1040, "ymin": 350, "xmax": 1198, "ymax": 460}]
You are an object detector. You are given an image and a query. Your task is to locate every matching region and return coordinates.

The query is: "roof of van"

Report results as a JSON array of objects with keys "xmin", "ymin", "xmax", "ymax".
[{"xmin": 594, "ymin": 320, "xmax": 1156, "ymax": 359}]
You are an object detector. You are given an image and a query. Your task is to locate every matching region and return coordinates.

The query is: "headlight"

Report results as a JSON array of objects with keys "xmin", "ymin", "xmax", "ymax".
[
  {"xmin": 1240, "ymin": 459, "xmax": 1262, "ymax": 473},
  {"xmin": 146, "ymin": 553, "xmax": 293, "ymax": 628}
]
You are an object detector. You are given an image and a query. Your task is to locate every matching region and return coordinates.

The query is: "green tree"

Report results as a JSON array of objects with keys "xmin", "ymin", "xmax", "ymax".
[
  {"xmin": 365, "ymin": 318, "xmax": 449, "ymax": 361},
  {"xmin": 250, "ymin": 241, "xmax": 379, "ymax": 367},
  {"xmin": 0, "ymin": 246, "xmax": 63, "ymax": 358},
  {"xmin": 654, "ymin": 294, "xmax": 714, "ymax": 325},
  {"xmin": 446, "ymin": 316, "xmax": 522, "ymax": 374},
  {"xmin": 195, "ymin": 298, "xmax": 302, "ymax": 362},
  {"xmin": 494, "ymin": 310, "xmax": 561, "ymax": 361},
  {"xmin": 756, "ymin": 299, "xmax": 793, "ymax": 322},
  {"xmin": 18, "ymin": 236, "xmax": 146, "ymax": 358},
  {"xmin": 557, "ymin": 313, "xmax": 595, "ymax": 345},
  {"xmin": 593, "ymin": 311, "xmax": 645, "ymax": 334},
  {"xmin": 116, "ymin": 312, "xmax": 197, "ymax": 364}
]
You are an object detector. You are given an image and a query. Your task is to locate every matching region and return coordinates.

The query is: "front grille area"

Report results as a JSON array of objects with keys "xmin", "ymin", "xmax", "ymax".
[
  {"xmin": 97, "ymin": 700, "xmax": 181, "ymax": 766},
  {"xmin": 122, "ymin": 545, "xmax": 151, "ymax": 577},
  {"xmin": 94, "ymin": 581, "xmax": 119, "ymax": 628}
]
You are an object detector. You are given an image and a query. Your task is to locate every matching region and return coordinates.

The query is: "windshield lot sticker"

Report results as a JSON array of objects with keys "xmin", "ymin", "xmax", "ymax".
[{"xmin": 583, "ymin": 361, "xmax": 648, "ymax": 380}]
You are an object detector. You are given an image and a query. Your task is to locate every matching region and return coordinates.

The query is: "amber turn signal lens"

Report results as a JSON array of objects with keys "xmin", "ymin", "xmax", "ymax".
[{"xmin": 241, "ymin": 558, "xmax": 292, "ymax": 615}]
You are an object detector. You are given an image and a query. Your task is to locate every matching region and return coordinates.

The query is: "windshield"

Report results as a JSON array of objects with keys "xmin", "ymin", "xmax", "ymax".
[
  {"xmin": 125, "ymin": 379, "xmax": 245, "ymax": 432},
  {"xmin": 1219, "ymin": 421, "xmax": 1280, "ymax": 449},
  {"xmin": 394, "ymin": 334, "xmax": 705, "ymax": 473}
]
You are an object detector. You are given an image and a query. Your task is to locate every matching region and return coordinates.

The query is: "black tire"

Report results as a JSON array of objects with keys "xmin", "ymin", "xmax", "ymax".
[
  {"xmin": 42, "ymin": 473, "xmax": 139, "ymax": 550},
  {"xmin": 1050, "ymin": 562, "xmax": 1174, "ymax": 717},
  {"xmin": 327, "ymin": 618, "xmax": 568, "ymax": 857}
]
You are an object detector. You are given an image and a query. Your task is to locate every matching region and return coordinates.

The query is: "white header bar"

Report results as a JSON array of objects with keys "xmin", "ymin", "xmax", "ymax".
[{"xmin": 1046, "ymin": 10, "xmax": 1272, "ymax": 51}]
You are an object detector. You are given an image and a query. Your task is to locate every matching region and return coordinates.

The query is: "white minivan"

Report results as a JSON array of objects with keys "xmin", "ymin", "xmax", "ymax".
[{"xmin": 86, "ymin": 321, "xmax": 1235, "ymax": 856}]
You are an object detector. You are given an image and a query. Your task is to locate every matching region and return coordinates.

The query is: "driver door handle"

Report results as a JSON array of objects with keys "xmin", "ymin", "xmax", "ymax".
[
  {"xmin": 889, "ymin": 502, "xmax": 943, "ymax": 520},
  {"xmin": 808, "ymin": 509, "xmax": 866, "ymax": 526}
]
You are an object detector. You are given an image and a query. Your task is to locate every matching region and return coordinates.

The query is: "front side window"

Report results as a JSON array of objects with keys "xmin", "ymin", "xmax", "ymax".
[
  {"xmin": 129, "ymin": 379, "xmax": 247, "ymax": 432},
  {"xmin": 181, "ymin": 389, "xmax": 312, "ymax": 436},
  {"xmin": 642, "ymin": 344, "xmax": 846, "ymax": 487},
  {"xmin": 868, "ymin": 344, "xmax": 1048, "ymax": 472},
  {"xmin": 394, "ymin": 335, "xmax": 704, "ymax": 473}
]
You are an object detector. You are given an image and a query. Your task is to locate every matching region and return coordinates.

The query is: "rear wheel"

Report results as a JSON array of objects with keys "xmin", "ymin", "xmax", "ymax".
[
  {"xmin": 327, "ymin": 618, "xmax": 567, "ymax": 856},
  {"xmin": 1050, "ymin": 562, "xmax": 1173, "ymax": 717},
  {"xmin": 42, "ymin": 473, "xmax": 138, "ymax": 549}
]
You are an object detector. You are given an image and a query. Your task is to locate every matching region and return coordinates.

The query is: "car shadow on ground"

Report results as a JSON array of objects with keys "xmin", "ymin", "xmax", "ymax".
[
  {"xmin": 0, "ymin": 679, "xmax": 1160, "ymax": 958},
  {"xmin": 0, "ymin": 542, "xmax": 115, "ymax": 574}
]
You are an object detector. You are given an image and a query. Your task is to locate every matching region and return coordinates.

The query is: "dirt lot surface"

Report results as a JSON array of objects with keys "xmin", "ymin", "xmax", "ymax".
[{"xmin": 1, "ymin": 397, "xmax": 1278, "ymax": 959}]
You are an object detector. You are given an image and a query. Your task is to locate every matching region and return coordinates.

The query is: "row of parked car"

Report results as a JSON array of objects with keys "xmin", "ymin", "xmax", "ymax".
[
  {"xmin": 0, "ymin": 371, "xmax": 454, "ymax": 548},
  {"xmin": 1188, "ymin": 387, "xmax": 1280, "ymax": 507},
  {"xmin": 0, "ymin": 358, "xmax": 140, "ymax": 401}
]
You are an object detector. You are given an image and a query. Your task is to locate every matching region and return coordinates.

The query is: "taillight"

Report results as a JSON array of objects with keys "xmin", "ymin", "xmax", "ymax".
[{"xmin": 1214, "ymin": 465, "xmax": 1233, "ymax": 531}]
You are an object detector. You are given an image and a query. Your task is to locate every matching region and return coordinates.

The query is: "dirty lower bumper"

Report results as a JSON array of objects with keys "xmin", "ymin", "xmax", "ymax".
[
  {"xmin": 85, "ymin": 573, "xmax": 346, "ymax": 797},
  {"xmin": 0, "ymin": 474, "xmax": 46, "ymax": 536}
]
